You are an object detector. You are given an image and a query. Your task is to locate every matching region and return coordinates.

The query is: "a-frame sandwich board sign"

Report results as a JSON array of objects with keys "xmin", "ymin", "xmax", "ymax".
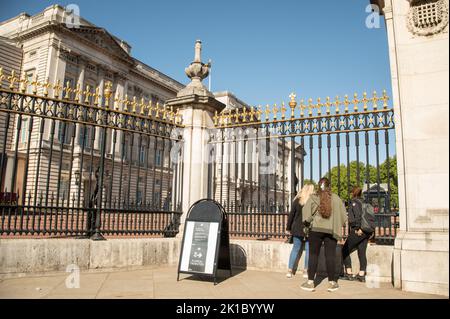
[{"xmin": 177, "ymin": 199, "xmax": 232, "ymax": 285}]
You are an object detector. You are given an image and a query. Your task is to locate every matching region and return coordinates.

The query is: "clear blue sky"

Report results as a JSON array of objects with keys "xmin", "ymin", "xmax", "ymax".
[{"xmin": 1, "ymin": 1, "xmax": 391, "ymax": 106}]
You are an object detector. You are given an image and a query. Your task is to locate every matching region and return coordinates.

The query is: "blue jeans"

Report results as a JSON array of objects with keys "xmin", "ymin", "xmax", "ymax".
[{"xmin": 288, "ymin": 236, "xmax": 309, "ymax": 270}]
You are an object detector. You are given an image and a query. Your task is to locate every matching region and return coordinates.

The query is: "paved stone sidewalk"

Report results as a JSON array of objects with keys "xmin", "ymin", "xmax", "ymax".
[{"xmin": 0, "ymin": 267, "xmax": 444, "ymax": 299}]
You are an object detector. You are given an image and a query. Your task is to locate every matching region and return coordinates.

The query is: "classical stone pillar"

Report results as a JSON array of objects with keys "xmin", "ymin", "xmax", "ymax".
[
  {"xmin": 374, "ymin": 0, "xmax": 449, "ymax": 296},
  {"xmin": 112, "ymin": 77, "xmax": 127, "ymax": 157},
  {"xmin": 43, "ymin": 45, "xmax": 67, "ymax": 141},
  {"xmin": 93, "ymin": 67, "xmax": 105, "ymax": 150},
  {"xmin": 166, "ymin": 40, "xmax": 225, "ymax": 234},
  {"xmin": 74, "ymin": 58, "xmax": 86, "ymax": 151}
]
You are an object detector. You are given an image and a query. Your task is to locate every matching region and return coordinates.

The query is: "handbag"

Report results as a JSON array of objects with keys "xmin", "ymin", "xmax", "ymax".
[
  {"xmin": 303, "ymin": 206, "xmax": 319, "ymax": 238},
  {"xmin": 287, "ymin": 235, "xmax": 294, "ymax": 244}
]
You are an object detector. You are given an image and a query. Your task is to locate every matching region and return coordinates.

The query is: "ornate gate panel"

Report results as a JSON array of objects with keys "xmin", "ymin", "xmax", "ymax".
[{"xmin": 208, "ymin": 91, "xmax": 398, "ymax": 244}]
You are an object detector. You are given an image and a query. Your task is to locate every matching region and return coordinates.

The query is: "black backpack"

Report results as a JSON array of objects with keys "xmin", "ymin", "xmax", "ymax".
[{"xmin": 357, "ymin": 199, "xmax": 375, "ymax": 233}]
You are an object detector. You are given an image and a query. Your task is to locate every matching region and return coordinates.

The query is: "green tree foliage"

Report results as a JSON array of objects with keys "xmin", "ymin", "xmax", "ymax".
[{"xmin": 321, "ymin": 156, "xmax": 398, "ymax": 208}]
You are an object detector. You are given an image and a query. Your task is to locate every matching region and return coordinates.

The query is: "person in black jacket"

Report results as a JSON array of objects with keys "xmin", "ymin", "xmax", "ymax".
[
  {"xmin": 341, "ymin": 186, "xmax": 373, "ymax": 282},
  {"xmin": 286, "ymin": 184, "xmax": 315, "ymax": 278}
]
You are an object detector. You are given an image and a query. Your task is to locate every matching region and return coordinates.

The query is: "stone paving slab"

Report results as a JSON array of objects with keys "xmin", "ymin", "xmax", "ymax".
[{"xmin": 0, "ymin": 267, "xmax": 445, "ymax": 299}]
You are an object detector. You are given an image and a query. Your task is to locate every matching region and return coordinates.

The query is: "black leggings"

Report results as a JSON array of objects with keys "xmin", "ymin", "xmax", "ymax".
[
  {"xmin": 307, "ymin": 231, "xmax": 337, "ymax": 281},
  {"xmin": 342, "ymin": 229, "xmax": 370, "ymax": 272}
]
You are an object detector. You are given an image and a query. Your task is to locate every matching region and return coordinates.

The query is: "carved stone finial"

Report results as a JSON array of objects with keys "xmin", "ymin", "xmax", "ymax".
[{"xmin": 177, "ymin": 40, "xmax": 213, "ymax": 98}]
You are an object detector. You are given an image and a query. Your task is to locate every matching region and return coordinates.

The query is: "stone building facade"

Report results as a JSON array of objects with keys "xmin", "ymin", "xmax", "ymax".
[{"xmin": 0, "ymin": 5, "xmax": 184, "ymax": 208}]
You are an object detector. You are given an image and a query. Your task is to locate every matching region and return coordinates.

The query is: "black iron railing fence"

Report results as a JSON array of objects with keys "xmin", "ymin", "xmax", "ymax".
[
  {"xmin": 225, "ymin": 210, "xmax": 399, "ymax": 245},
  {"xmin": 0, "ymin": 73, "xmax": 184, "ymax": 238}
]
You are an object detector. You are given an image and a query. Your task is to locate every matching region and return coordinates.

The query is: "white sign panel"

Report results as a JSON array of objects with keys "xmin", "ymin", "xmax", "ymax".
[{"xmin": 180, "ymin": 221, "xmax": 219, "ymax": 274}]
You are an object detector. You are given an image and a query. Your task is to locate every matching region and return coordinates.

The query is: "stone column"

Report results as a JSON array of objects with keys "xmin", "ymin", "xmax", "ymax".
[
  {"xmin": 166, "ymin": 40, "xmax": 225, "ymax": 235},
  {"xmin": 113, "ymin": 76, "xmax": 127, "ymax": 157},
  {"xmin": 375, "ymin": 0, "xmax": 449, "ymax": 296},
  {"xmin": 166, "ymin": 96, "xmax": 224, "ymax": 227},
  {"xmin": 93, "ymin": 67, "xmax": 105, "ymax": 150},
  {"xmin": 74, "ymin": 58, "xmax": 86, "ymax": 150},
  {"xmin": 43, "ymin": 45, "xmax": 67, "ymax": 141}
]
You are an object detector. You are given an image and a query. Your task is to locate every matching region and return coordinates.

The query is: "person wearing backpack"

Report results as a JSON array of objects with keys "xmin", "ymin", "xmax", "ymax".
[
  {"xmin": 300, "ymin": 177, "xmax": 347, "ymax": 292},
  {"xmin": 340, "ymin": 186, "xmax": 375, "ymax": 282}
]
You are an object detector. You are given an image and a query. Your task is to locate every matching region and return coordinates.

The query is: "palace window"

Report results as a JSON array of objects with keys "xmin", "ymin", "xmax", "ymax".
[
  {"xmin": 78, "ymin": 126, "xmax": 92, "ymax": 149},
  {"xmin": 25, "ymin": 69, "xmax": 35, "ymax": 94},
  {"xmin": 139, "ymin": 145, "xmax": 146, "ymax": 165},
  {"xmin": 58, "ymin": 122, "xmax": 72, "ymax": 145},
  {"xmin": 155, "ymin": 149, "xmax": 163, "ymax": 166},
  {"xmin": 58, "ymin": 178, "xmax": 70, "ymax": 200},
  {"xmin": 19, "ymin": 117, "xmax": 29, "ymax": 144}
]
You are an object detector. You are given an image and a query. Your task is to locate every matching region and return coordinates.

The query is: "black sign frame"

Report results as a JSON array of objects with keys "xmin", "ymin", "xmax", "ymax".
[{"xmin": 177, "ymin": 199, "xmax": 232, "ymax": 285}]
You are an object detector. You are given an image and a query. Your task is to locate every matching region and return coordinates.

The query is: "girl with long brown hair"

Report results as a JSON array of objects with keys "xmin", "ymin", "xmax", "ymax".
[{"xmin": 300, "ymin": 177, "xmax": 347, "ymax": 292}]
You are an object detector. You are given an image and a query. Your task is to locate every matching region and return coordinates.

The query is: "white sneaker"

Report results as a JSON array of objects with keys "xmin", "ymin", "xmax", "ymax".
[
  {"xmin": 286, "ymin": 271, "xmax": 293, "ymax": 278},
  {"xmin": 327, "ymin": 281, "xmax": 339, "ymax": 292},
  {"xmin": 303, "ymin": 272, "xmax": 308, "ymax": 278}
]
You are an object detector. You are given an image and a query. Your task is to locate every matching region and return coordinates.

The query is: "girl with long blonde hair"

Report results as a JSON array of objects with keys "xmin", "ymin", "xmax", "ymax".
[{"xmin": 286, "ymin": 183, "xmax": 315, "ymax": 278}]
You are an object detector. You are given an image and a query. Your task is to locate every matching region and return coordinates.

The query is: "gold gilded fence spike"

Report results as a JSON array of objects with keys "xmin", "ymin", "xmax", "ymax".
[
  {"xmin": 155, "ymin": 102, "xmax": 160, "ymax": 118},
  {"xmin": 307, "ymin": 98, "xmax": 313, "ymax": 116},
  {"xmin": 123, "ymin": 94, "xmax": 129, "ymax": 112},
  {"xmin": 163, "ymin": 105, "xmax": 169, "ymax": 120},
  {"xmin": 139, "ymin": 97, "xmax": 145, "ymax": 115},
  {"xmin": 372, "ymin": 90, "xmax": 378, "ymax": 110},
  {"xmin": 93, "ymin": 86, "xmax": 101, "ymax": 106},
  {"xmin": 265, "ymin": 104, "xmax": 270, "ymax": 121},
  {"xmin": 249, "ymin": 106, "xmax": 255, "ymax": 122},
  {"xmin": 74, "ymin": 83, "xmax": 81, "ymax": 102},
  {"xmin": 131, "ymin": 96, "xmax": 137, "ymax": 113},
  {"xmin": 103, "ymin": 81, "xmax": 113, "ymax": 108},
  {"xmin": 84, "ymin": 85, "xmax": 91, "ymax": 103},
  {"xmin": 19, "ymin": 75, "xmax": 27, "ymax": 93},
  {"xmin": 242, "ymin": 107, "xmax": 247, "ymax": 123},
  {"xmin": 147, "ymin": 100, "xmax": 153, "ymax": 116},
  {"xmin": 257, "ymin": 105, "xmax": 262, "ymax": 121},
  {"xmin": 316, "ymin": 97, "xmax": 322, "ymax": 116},
  {"xmin": 343, "ymin": 94, "xmax": 350, "ymax": 113},
  {"xmin": 64, "ymin": 80, "xmax": 72, "ymax": 100},
  {"xmin": 233, "ymin": 108, "xmax": 239, "ymax": 123},
  {"xmin": 382, "ymin": 89, "xmax": 389, "ymax": 109},
  {"xmin": 272, "ymin": 103, "xmax": 278, "ymax": 120},
  {"xmin": 353, "ymin": 93, "xmax": 359, "ymax": 112},
  {"xmin": 289, "ymin": 92, "xmax": 297, "ymax": 118},
  {"xmin": 53, "ymin": 79, "xmax": 62, "ymax": 98},
  {"xmin": 114, "ymin": 93, "xmax": 121, "ymax": 110},
  {"xmin": 325, "ymin": 96, "xmax": 331, "ymax": 114},
  {"xmin": 299, "ymin": 99, "xmax": 305, "ymax": 117},
  {"xmin": 362, "ymin": 92, "xmax": 368, "ymax": 111},
  {"xmin": 43, "ymin": 77, "xmax": 50, "ymax": 97},
  {"xmin": 31, "ymin": 74, "xmax": 39, "ymax": 95},
  {"xmin": 334, "ymin": 95, "xmax": 340, "ymax": 114},
  {"xmin": 281, "ymin": 102, "xmax": 286, "ymax": 119},
  {"xmin": 8, "ymin": 70, "xmax": 18, "ymax": 90}
]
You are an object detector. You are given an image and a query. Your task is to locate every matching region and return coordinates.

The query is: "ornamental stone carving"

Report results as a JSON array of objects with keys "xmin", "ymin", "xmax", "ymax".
[
  {"xmin": 177, "ymin": 40, "xmax": 213, "ymax": 98},
  {"xmin": 407, "ymin": 0, "xmax": 449, "ymax": 36}
]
